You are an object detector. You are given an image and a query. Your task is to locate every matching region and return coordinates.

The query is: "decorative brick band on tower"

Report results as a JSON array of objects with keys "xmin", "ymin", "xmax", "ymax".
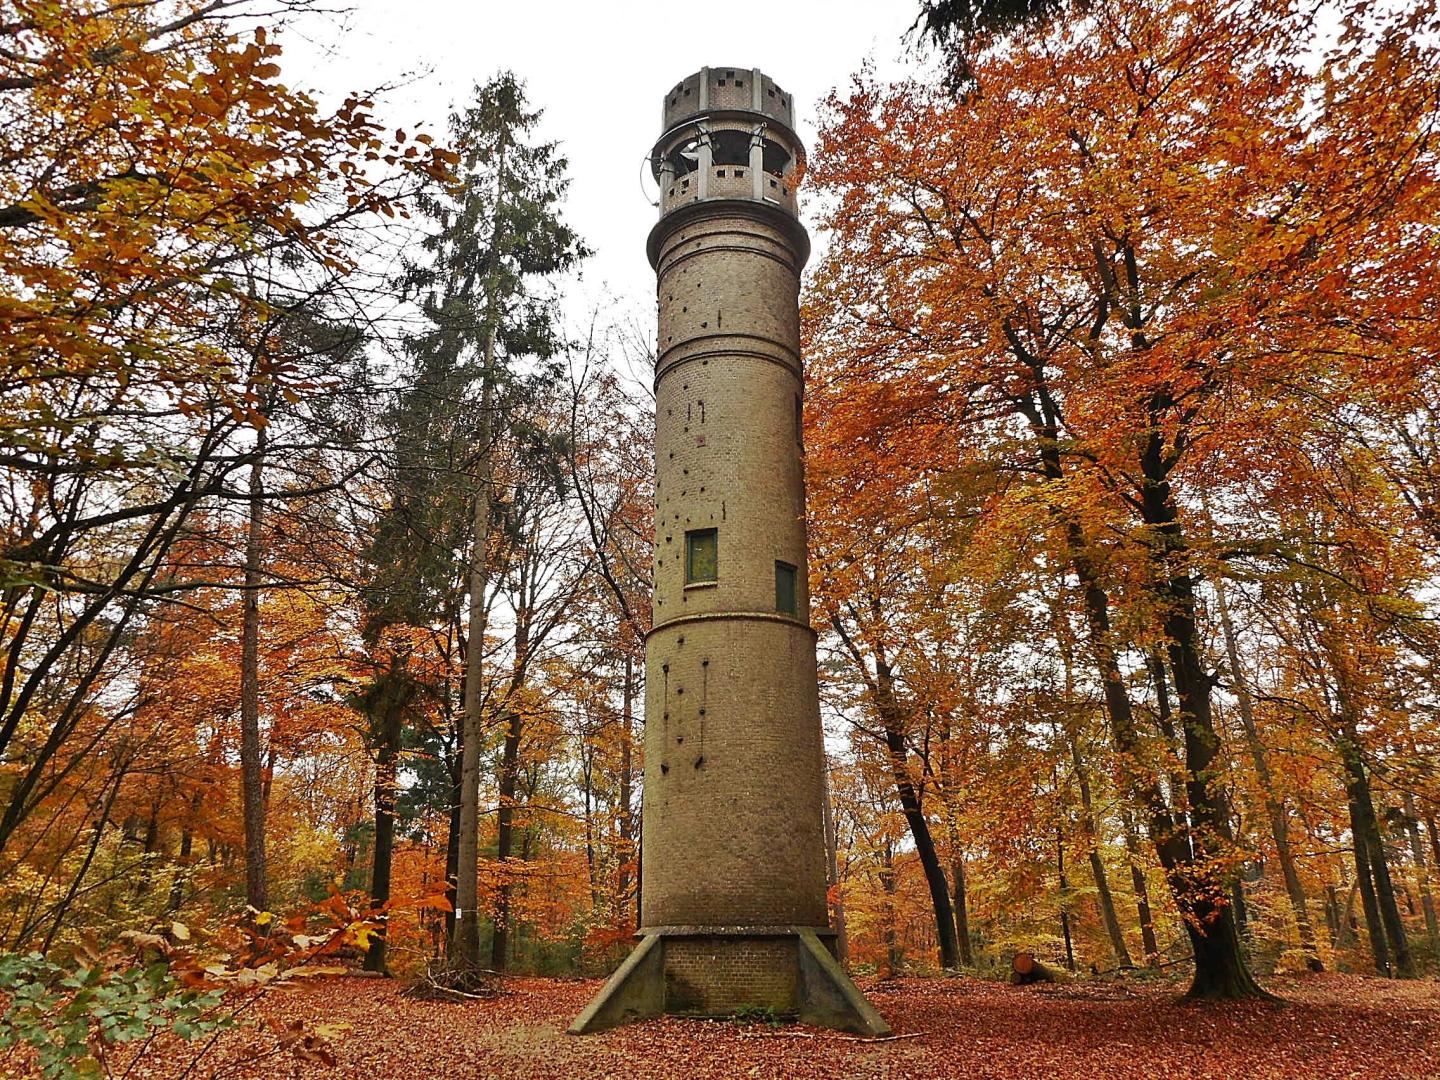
[{"xmin": 569, "ymin": 67, "xmax": 888, "ymax": 1037}]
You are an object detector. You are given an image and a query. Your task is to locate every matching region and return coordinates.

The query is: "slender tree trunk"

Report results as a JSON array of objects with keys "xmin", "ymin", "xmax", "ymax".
[
  {"xmin": 1069, "ymin": 734, "xmax": 1132, "ymax": 968},
  {"xmin": 634, "ymin": 810, "xmax": 643, "ymax": 931},
  {"xmin": 1350, "ymin": 796, "xmax": 1391, "ymax": 974},
  {"xmin": 1338, "ymin": 728, "xmax": 1413, "ymax": 975},
  {"xmin": 951, "ymin": 849, "xmax": 973, "ymax": 967},
  {"xmin": 365, "ymin": 665, "xmax": 407, "ymax": 973},
  {"xmin": 880, "ymin": 837, "xmax": 900, "ymax": 974},
  {"xmin": 821, "ymin": 762, "xmax": 850, "ymax": 965},
  {"xmin": 871, "ymin": 657, "xmax": 959, "ymax": 968},
  {"xmin": 582, "ymin": 751, "xmax": 599, "ymax": 909},
  {"xmin": 1058, "ymin": 828, "xmax": 1076, "ymax": 971},
  {"xmin": 1401, "ymin": 792, "xmax": 1440, "ymax": 959},
  {"xmin": 445, "ymin": 765, "xmax": 462, "ymax": 944},
  {"xmin": 491, "ymin": 577, "xmax": 533, "ymax": 973},
  {"xmin": 1323, "ymin": 883, "xmax": 1341, "ymax": 948},
  {"xmin": 41, "ymin": 762, "xmax": 126, "ymax": 953},
  {"xmin": 167, "ymin": 791, "xmax": 199, "ymax": 915},
  {"xmin": 1122, "ymin": 814, "xmax": 1160, "ymax": 964},
  {"xmin": 239, "ymin": 423, "xmax": 269, "ymax": 915},
  {"xmin": 1215, "ymin": 579, "xmax": 1322, "ymax": 970},
  {"xmin": 491, "ymin": 705, "xmax": 522, "ymax": 972},
  {"xmin": 616, "ymin": 653, "xmax": 635, "ymax": 916}
]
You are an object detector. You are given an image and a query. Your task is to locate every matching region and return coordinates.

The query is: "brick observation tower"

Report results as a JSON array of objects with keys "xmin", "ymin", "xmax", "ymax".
[{"xmin": 569, "ymin": 66, "xmax": 887, "ymax": 1036}]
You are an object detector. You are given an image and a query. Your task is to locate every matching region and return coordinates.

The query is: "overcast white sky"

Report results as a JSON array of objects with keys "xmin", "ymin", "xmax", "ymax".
[{"xmin": 283, "ymin": 1, "xmax": 920, "ymax": 317}]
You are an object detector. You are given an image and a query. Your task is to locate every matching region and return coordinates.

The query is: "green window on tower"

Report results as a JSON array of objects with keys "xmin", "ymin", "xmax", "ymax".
[
  {"xmin": 775, "ymin": 560, "xmax": 797, "ymax": 615},
  {"xmin": 686, "ymin": 528, "xmax": 718, "ymax": 584}
]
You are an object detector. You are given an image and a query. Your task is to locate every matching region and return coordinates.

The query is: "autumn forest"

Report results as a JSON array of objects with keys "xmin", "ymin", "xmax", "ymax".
[{"xmin": 4, "ymin": 0, "xmax": 1440, "ymax": 1076}]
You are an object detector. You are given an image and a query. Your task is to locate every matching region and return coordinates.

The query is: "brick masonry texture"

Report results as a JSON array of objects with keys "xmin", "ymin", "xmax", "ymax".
[
  {"xmin": 639, "ymin": 67, "xmax": 826, "ymax": 1014},
  {"xmin": 663, "ymin": 938, "xmax": 801, "ymax": 1014}
]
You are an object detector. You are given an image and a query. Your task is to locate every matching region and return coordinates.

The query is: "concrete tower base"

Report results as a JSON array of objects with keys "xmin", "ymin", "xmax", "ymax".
[{"xmin": 567, "ymin": 927, "xmax": 889, "ymax": 1036}]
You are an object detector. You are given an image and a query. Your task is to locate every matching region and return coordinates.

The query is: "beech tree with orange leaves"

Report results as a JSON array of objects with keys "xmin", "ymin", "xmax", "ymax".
[{"xmin": 807, "ymin": 0, "xmax": 1440, "ymax": 997}]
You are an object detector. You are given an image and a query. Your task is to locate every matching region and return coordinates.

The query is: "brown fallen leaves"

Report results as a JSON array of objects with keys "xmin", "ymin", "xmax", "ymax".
[{"xmin": 115, "ymin": 972, "xmax": 1440, "ymax": 1080}]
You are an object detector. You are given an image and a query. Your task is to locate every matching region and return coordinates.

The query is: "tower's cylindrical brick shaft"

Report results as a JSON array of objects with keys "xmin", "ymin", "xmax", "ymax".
[
  {"xmin": 643, "ymin": 69, "xmax": 825, "ymax": 938},
  {"xmin": 569, "ymin": 67, "xmax": 886, "ymax": 1033}
]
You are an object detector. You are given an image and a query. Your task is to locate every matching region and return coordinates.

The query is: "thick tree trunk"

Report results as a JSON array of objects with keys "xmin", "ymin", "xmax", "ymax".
[
  {"xmin": 1135, "ymin": 433, "xmax": 1265, "ymax": 1000},
  {"xmin": 239, "ymin": 424, "xmax": 269, "ymax": 915},
  {"xmin": 1214, "ymin": 580, "xmax": 1322, "ymax": 970},
  {"xmin": 451, "ymin": 425, "xmax": 492, "ymax": 968},
  {"xmin": 1070, "ymin": 536, "xmax": 1255, "ymax": 994}
]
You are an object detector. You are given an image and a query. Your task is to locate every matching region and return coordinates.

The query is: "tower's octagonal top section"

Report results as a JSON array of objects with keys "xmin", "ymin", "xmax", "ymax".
[
  {"xmin": 661, "ymin": 66, "xmax": 795, "ymax": 132},
  {"xmin": 650, "ymin": 66, "xmax": 806, "ymax": 222}
]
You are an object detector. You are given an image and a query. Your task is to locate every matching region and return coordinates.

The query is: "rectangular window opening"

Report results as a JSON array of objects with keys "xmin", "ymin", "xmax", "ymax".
[
  {"xmin": 686, "ymin": 529, "xmax": 718, "ymax": 584},
  {"xmin": 775, "ymin": 561, "xmax": 797, "ymax": 616}
]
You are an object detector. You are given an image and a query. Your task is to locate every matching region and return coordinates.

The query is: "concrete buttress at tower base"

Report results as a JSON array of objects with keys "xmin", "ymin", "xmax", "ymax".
[{"xmin": 568, "ymin": 66, "xmax": 889, "ymax": 1037}]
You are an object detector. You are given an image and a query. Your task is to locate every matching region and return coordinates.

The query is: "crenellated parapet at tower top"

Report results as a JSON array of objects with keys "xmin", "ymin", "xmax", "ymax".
[{"xmin": 650, "ymin": 66, "xmax": 805, "ymax": 222}]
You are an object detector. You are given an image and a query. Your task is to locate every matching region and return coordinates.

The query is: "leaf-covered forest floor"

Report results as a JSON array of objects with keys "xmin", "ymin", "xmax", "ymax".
[{"xmin": 128, "ymin": 971, "xmax": 1440, "ymax": 1080}]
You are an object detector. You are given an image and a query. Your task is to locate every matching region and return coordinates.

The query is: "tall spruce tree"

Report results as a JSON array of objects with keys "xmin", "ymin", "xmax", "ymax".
[{"xmin": 392, "ymin": 73, "xmax": 585, "ymax": 974}]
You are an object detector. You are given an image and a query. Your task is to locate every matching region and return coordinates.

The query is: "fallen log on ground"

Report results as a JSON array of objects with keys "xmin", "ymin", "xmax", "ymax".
[{"xmin": 1011, "ymin": 951, "xmax": 1058, "ymax": 986}]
